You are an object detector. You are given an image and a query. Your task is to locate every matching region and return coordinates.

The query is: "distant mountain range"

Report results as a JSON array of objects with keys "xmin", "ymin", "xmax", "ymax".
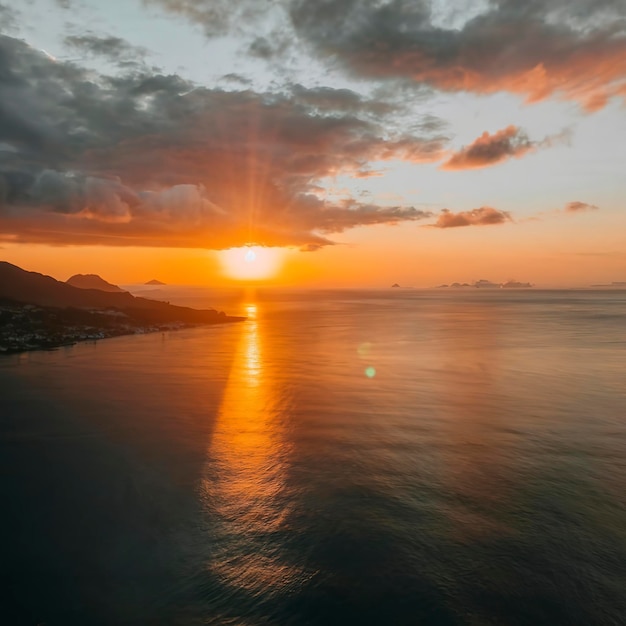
[
  {"xmin": 0, "ymin": 262, "xmax": 241, "ymax": 324},
  {"xmin": 145, "ymin": 279, "xmax": 166, "ymax": 285},
  {"xmin": 66, "ymin": 274, "xmax": 126, "ymax": 293}
]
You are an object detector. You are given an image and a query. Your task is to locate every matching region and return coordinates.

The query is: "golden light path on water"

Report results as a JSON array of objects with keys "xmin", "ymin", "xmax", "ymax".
[{"xmin": 199, "ymin": 301, "xmax": 308, "ymax": 597}]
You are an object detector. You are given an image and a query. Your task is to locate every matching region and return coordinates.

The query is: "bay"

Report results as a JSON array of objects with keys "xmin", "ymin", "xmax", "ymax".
[{"xmin": 1, "ymin": 289, "xmax": 625, "ymax": 625}]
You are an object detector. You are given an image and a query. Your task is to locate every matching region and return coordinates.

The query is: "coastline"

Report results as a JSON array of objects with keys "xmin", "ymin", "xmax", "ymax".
[{"xmin": 0, "ymin": 300, "xmax": 245, "ymax": 355}]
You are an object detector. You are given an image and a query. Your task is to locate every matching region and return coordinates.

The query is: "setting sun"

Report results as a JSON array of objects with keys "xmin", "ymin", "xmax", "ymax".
[{"xmin": 219, "ymin": 246, "xmax": 284, "ymax": 281}]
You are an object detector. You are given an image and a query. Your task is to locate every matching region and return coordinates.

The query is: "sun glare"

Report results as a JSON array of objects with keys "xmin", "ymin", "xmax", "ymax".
[{"xmin": 220, "ymin": 246, "xmax": 284, "ymax": 281}]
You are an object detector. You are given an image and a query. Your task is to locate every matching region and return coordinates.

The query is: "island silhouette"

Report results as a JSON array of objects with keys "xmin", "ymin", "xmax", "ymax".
[{"xmin": 66, "ymin": 274, "xmax": 126, "ymax": 293}]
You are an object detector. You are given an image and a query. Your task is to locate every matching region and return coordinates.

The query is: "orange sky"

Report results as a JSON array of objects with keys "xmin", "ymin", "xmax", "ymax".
[
  {"xmin": 4, "ymin": 199, "xmax": 626, "ymax": 288},
  {"xmin": 1, "ymin": 1, "xmax": 625, "ymax": 288}
]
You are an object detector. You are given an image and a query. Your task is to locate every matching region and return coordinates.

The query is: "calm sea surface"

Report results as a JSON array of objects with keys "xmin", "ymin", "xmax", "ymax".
[{"xmin": 1, "ymin": 289, "xmax": 625, "ymax": 625}]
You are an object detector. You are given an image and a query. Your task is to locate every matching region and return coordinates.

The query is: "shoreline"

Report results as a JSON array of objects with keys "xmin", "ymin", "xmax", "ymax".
[{"xmin": 0, "ymin": 300, "xmax": 245, "ymax": 356}]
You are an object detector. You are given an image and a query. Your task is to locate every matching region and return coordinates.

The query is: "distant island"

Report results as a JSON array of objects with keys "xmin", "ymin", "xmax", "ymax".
[
  {"xmin": 590, "ymin": 281, "xmax": 626, "ymax": 288},
  {"xmin": 145, "ymin": 279, "xmax": 166, "ymax": 285},
  {"xmin": 500, "ymin": 280, "xmax": 533, "ymax": 289},
  {"xmin": 437, "ymin": 278, "xmax": 533, "ymax": 289},
  {"xmin": 0, "ymin": 262, "xmax": 244, "ymax": 354},
  {"xmin": 67, "ymin": 274, "xmax": 126, "ymax": 293}
]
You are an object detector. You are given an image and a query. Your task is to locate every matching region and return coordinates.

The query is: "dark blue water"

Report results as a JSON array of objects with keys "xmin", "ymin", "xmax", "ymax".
[{"xmin": 1, "ymin": 289, "xmax": 625, "ymax": 625}]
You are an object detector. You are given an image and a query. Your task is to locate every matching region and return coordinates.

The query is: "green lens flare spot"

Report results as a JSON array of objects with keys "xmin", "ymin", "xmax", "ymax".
[{"xmin": 365, "ymin": 366, "xmax": 376, "ymax": 378}]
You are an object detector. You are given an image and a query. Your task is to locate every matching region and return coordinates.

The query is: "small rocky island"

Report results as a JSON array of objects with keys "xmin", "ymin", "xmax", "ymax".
[{"xmin": 0, "ymin": 262, "xmax": 244, "ymax": 354}]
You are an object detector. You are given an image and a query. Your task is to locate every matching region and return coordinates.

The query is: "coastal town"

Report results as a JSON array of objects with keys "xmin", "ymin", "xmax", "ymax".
[
  {"xmin": 0, "ymin": 262, "xmax": 248, "ymax": 355},
  {"xmin": 0, "ymin": 299, "xmax": 188, "ymax": 354}
]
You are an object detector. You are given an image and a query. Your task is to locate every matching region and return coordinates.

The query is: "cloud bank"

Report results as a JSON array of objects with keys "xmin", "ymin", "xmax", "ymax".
[
  {"xmin": 289, "ymin": 0, "xmax": 626, "ymax": 110},
  {"xmin": 147, "ymin": 0, "xmax": 626, "ymax": 110},
  {"xmin": 0, "ymin": 33, "xmax": 444, "ymax": 249}
]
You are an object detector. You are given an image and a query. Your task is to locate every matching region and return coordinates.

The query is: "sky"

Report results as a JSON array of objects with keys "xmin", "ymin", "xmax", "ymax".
[{"xmin": 0, "ymin": 0, "xmax": 625, "ymax": 286}]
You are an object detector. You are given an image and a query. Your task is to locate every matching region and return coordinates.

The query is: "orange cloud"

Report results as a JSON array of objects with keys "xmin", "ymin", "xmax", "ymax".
[
  {"xmin": 565, "ymin": 201, "xmax": 599, "ymax": 213},
  {"xmin": 0, "ymin": 33, "xmax": 444, "ymax": 250},
  {"xmin": 441, "ymin": 126, "xmax": 533, "ymax": 170},
  {"xmin": 431, "ymin": 207, "xmax": 512, "ymax": 229},
  {"xmin": 146, "ymin": 1, "xmax": 626, "ymax": 109},
  {"xmin": 144, "ymin": 0, "xmax": 626, "ymax": 111},
  {"xmin": 286, "ymin": 1, "xmax": 626, "ymax": 110}
]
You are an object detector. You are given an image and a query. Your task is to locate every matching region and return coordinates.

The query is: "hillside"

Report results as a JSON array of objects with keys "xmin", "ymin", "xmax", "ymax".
[
  {"xmin": 66, "ymin": 274, "xmax": 126, "ymax": 293},
  {"xmin": 0, "ymin": 262, "xmax": 242, "ymax": 325}
]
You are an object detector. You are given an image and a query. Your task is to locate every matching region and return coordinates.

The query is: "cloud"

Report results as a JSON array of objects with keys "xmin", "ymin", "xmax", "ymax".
[
  {"xmin": 289, "ymin": 84, "xmax": 400, "ymax": 117},
  {"xmin": 441, "ymin": 126, "xmax": 535, "ymax": 170},
  {"xmin": 565, "ymin": 201, "xmax": 599, "ymax": 212},
  {"xmin": 146, "ymin": 0, "xmax": 626, "ymax": 111},
  {"xmin": 286, "ymin": 0, "xmax": 626, "ymax": 110},
  {"xmin": 0, "ymin": 3, "xmax": 19, "ymax": 32},
  {"xmin": 248, "ymin": 34, "xmax": 292, "ymax": 60},
  {"xmin": 431, "ymin": 207, "xmax": 512, "ymax": 228},
  {"xmin": 0, "ymin": 33, "xmax": 442, "ymax": 250},
  {"xmin": 220, "ymin": 73, "xmax": 252, "ymax": 86},
  {"xmin": 142, "ymin": 0, "xmax": 267, "ymax": 37},
  {"xmin": 64, "ymin": 34, "xmax": 148, "ymax": 67}
]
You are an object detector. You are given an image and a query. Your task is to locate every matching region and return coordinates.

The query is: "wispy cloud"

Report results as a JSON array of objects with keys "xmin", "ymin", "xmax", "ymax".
[
  {"xmin": 431, "ymin": 207, "xmax": 512, "ymax": 229},
  {"xmin": 64, "ymin": 34, "xmax": 148, "ymax": 68},
  {"xmin": 0, "ymin": 2, "xmax": 19, "ymax": 32},
  {"xmin": 565, "ymin": 201, "xmax": 599, "ymax": 213}
]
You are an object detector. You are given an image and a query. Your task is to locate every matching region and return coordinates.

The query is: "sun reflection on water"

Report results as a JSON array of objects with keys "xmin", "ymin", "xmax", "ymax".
[
  {"xmin": 242, "ymin": 305, "xmax": 261, "ymax": 385},
  {"xmin": 199, "ymin": 299, "xmax": 305, "ymax": 596}
]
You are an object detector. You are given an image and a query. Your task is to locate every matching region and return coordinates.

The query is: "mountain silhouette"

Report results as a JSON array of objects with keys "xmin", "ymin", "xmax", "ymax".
[
  {"xmin": 0, "ymin": 262, "xmax": 240, "ymax": 324},
  {"xmin": 66, "ymin": 274, "xmax": 126, "ymax": 293},
  {"xmin": 145, "ymin": 279, "xmax": 166, "ymax": 285}
]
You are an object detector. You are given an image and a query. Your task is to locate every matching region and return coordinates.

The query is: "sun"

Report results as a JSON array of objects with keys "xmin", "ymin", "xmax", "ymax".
[{"xmin": 219, "ymin": 246, "xmax": 284, "ymax": 280}]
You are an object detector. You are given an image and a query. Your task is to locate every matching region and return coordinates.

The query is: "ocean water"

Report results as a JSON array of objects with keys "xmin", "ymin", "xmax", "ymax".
[{"xmin": 1, "ymin": 289, "xmax": 625, "ymax": 625}]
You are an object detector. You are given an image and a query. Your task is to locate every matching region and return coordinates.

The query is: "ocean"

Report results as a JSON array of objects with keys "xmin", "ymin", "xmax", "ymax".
[{"xmin": 1, "ymin": 288, "xmax": 625, "ymax": 625}]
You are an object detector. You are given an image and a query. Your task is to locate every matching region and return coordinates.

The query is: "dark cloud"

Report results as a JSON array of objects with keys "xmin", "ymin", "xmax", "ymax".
[
  {"xmin": 248, "ymin": 34, "xmax": 292, "ymax": 60},
  {"xmin": 64, "ymin": 34, "xmax": 148, "ymax": 67},
  {"xmin": 286, "ymin": 0, "xmax": 626, "ymax": 110},
  {"xmin": 441, "ymin": 126, "xmax": 533, "ymax": 170},
  {"xmin": 412, "ymin": 114, "xmax": 448, "ymax": 134},
  {"xmin": 289, "ymin": 84, "xmax": 401, "ymax": 117},
  {"xmin": 565, "ymin": 201, "xmax": 599, "ymax": 212},
  {"xmin": 0, "ymin": 33, "xmax": 441, "ymax": 249},
  {"xmin": 147, "ymin": 0, "xmax": 626, "ymax": 110},
  {"xmin": 220, "ymin": 73, "xmax": 252, "ymax": 86},
  {"xmin": 432, "ymin": 207, "xmax": 512, "ymax": 228}
]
